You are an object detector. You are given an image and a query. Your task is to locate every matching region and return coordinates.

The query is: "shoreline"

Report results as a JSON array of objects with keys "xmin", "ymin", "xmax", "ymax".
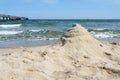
[
  {"xmin": 0, "ymin": 41, "xmax": 120, "ymax": 49},
  {"xmin": 0, "ymin": 39, "xmax": 58, "ymax": 48},
  {"xmin": 0, "ymin": 37, "xmax": 120, "ymax": 48}
]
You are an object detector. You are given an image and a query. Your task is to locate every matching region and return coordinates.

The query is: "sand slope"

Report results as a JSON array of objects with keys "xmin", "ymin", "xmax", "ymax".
[{"xmin": 0, "ymin": 24, "xmax": 120, "ymax": 80}]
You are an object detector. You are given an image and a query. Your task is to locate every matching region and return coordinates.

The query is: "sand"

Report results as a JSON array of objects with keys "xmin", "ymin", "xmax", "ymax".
[{"xmin": 0, "ymin": 23, "xmax": 120, "ymax": 80}]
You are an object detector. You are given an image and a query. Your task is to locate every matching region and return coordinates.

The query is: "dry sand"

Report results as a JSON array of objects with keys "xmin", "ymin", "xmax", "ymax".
[{"xmin": 0, "ymin": 23, "xmax": 120, "ymax": 80}]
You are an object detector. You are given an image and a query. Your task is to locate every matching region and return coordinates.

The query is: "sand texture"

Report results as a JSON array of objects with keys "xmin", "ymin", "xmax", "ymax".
[{"xmin": 0, "ymin": 24, "xmax": 120, "ymax": 80}]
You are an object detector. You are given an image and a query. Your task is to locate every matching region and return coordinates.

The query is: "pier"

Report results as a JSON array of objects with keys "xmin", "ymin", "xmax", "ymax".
[{"xmin": 0, "ymin": 14, "xmax": 29, "ymax": 21}]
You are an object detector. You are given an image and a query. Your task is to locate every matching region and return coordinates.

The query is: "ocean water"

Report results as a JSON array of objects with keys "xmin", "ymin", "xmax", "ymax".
[{"xmin": 0, "ymin": 19, "xmax": 120, "ymax": 48}]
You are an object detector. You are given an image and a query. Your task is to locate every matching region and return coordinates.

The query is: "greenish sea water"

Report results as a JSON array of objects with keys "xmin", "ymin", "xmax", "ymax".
[{"xmin": 0, "ymin": 19, "xmax": 120, "ymax": 47}]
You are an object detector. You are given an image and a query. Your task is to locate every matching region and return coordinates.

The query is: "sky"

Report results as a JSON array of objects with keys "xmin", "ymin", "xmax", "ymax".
[{"xmin": 0, "ymin": 0, "xmax": 120, "ymax": 19}]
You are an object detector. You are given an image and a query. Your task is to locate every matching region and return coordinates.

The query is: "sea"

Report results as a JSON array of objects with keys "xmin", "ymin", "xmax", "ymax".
[{"xmin": 0, "ymin": 19, "xmax": 120, "ymax": 48}]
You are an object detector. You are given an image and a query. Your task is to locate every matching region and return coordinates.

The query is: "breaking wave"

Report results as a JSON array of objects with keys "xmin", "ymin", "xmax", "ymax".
[
  {"xmin": 90, "ymin": 32, "xmax": 120, "ymax": 38},
  {"xmin": 0, "ymin": 31, "xmax": 22, "ymax": 35},
  {"xmin": 0, "ymin": 30, "xmax": 62, "ymax": 40},
  {"xmin": 87, "ymin": 28, "xmax": 120, "ymax": 38},
  {"xmin": 0, "ymin": 24, "xmax": 22, "ymax": 28}
]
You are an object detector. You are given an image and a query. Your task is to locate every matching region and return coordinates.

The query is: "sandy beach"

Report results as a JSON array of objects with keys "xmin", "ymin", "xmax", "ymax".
[{"xmin": 0, "ymin": 23, "xmax": 120, "ymax": 80}]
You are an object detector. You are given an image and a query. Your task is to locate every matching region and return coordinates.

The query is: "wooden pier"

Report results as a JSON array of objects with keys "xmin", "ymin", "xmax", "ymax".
[{"xmin": 0, "ymin": 14, "xmax": 29, "ymax": 21}]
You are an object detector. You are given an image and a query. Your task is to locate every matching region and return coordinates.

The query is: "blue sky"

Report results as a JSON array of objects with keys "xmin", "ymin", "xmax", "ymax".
[{"xmin": 0, "ymin": 0, "xmax": 120, "ymax": 19}]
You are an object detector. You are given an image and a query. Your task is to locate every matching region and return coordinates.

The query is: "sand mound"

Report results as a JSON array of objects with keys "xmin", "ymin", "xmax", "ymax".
[
  {"xmin": 57, "ymin": 23, "xmax": 101, "ymax": 46},
  {"xmin": 0, "ymin": 23, "xmax": 120, "ymax": 80}
]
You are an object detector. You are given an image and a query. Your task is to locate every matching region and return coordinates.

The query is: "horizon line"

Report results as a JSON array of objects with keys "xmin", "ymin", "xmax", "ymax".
[{"xmin": 29, "ymin": 18, "xmax": 120, "ymax": 20}]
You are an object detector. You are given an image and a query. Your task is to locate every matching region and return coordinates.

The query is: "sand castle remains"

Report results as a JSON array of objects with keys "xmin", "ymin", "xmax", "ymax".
[{"xmin": 0, "ymin": 24, "xmax": 120, "ymax": 80}]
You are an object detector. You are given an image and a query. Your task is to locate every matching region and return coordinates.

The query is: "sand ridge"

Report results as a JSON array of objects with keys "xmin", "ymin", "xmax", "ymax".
[{"xmin": 0, "ymin": 23, "xmax": 120, "ymax": 80}]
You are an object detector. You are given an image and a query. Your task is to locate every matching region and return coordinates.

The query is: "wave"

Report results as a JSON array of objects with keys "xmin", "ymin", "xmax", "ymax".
[
  {"xmin": 0, "ymin": 29, "xmax": 119, "ymax": 39},
  {"xmin": 88, "ymin": 28, "xmax": 112, "ymax": 32},
  {"xmin": 0, "ymin": 30, "xmax": 43, "ymax": 35},
  {"xmin": 0, "ymin": 24, "xmax": 22, "ymax": 28},
  {"xmin": 0, "ymin": 30, "xmax": 62, "ymax": 40},
  {"xmin": 87, "ymin": 28, "xmax": 120, "ymax": 38},
  {"xmin": 30, "ymin": 30, "xmax": 42, "ymax": 32},
  {"xmin": 0, "ymin": 29, "xmax": 45, "ymax": 35},
  {"xmin": 90, "ymin": 32, "xmax": 120, "ymax": 38},
  {"xmin": 0, "ymin": 31, "xmax": 22, "ymax": 35},
  {"xmin": 16, "ymin": 30, "xmax": 62, "ymax": 38}
]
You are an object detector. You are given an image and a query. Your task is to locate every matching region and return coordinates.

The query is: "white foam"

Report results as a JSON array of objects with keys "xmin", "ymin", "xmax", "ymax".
[
  {"xmin": 88, "ymin": 28, "xmax": 108, "ymax": 31},
  {"xmin": 0, "ymin": 24, "xmax": 22, "ymax": 28},
  {"xmin": 93, "ymin": 28, "xmax": 108, "ymax": 30},
  {"xmin": 30, "ymin": 30, "xmax": 42, "ymax": 32},
  {"xmin": 90, "ymin": 32, "xmax": 114, "ymax": 38},
  {"xmin": 0, "ymin": 31, "xmax": 22, "ymax": 35},
  {"xmin": 94, "ymin": 33, "xmax": 110, "ymax": 38}
]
